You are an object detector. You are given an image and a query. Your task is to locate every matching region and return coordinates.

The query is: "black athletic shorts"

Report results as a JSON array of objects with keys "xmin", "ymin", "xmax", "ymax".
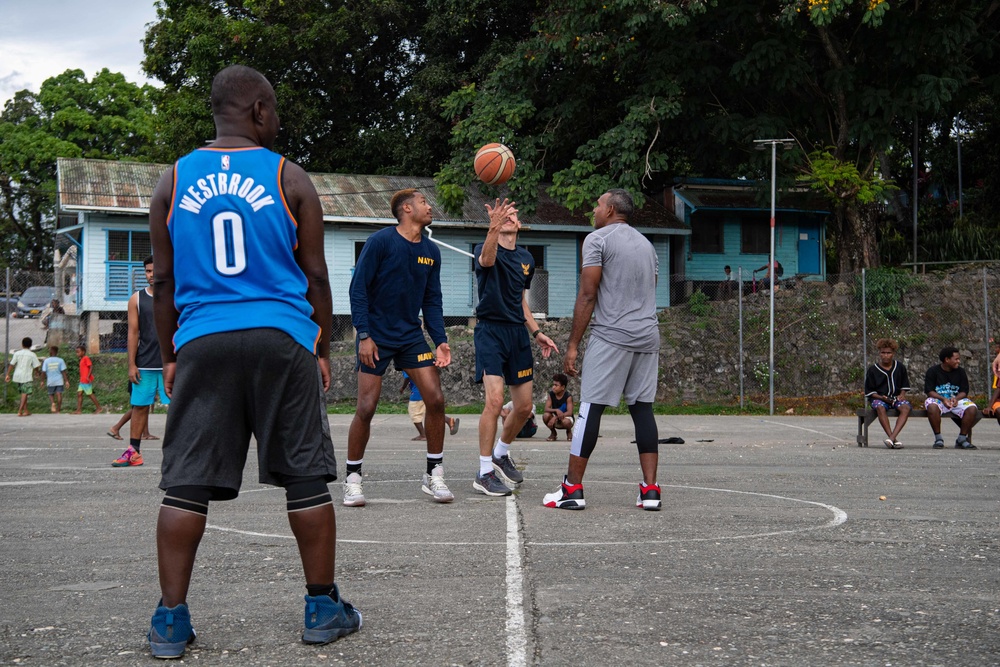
[
  {"xmin": 474, "ymin": 320, "xmax": 533, "ymax": 386},
  {"xmin": 160, "ymin": 329, "xmax": 337, "ymax": 498},
  {"xmin": 355, "ymin": 338, "xmax": 435, "ymax": 376}
]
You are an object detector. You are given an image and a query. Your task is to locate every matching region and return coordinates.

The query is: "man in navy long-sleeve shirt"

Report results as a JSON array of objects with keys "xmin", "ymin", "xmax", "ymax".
[{"xmin": 345, "ymin": 189, "xmax": 453, "ymax": 506}]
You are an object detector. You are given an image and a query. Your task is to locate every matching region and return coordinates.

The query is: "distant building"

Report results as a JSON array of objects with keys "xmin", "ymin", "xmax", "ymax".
[{"xmin": 56, "ymin": 157, "xmax": 689, "ymax": 350}]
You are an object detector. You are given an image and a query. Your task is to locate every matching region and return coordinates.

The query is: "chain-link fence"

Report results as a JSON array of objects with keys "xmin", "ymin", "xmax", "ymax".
[
  {"xmin": 10, "ymin": 261, "xmax": 998, "ymax": 411},
  {"xmin": 663, "ymin": 265, "xmax": 1000, "ymax": 411}
]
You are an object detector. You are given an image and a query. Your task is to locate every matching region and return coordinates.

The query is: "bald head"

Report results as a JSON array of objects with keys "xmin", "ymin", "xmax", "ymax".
[
  {"xmin": 209, "ymin": 65, "xmax": 279, "ymax": 148},
  {"xmin": 211, "ymin": 65, "xmax": 274, "ymax": 115}
]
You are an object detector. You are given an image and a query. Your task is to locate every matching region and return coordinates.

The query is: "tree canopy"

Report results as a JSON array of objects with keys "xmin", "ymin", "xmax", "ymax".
[{"xmin": 0, "ymin": 69, "xmax": 159, "ymax": 270}]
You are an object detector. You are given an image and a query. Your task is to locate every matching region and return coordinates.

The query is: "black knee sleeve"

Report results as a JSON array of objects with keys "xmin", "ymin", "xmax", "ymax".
[
  {"xmin": 162, "ymin": 486, "xmax": 214, "ymax": 517},
  {"xmin": 628, "ymin": 401, "xmax": 658, "ymax": 454},
  {"xmin": 284, "ymin": 476, "xmax": 333, "ymax": 513},
  {"xmin": 571, "ymin": 403, "xmax": 606, "ymax": 459}
]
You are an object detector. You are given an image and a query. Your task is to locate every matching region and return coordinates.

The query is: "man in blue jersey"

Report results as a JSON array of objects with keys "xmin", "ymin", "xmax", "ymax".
[
  {"xmin": 145, "ymin": 65, "xmax": 360, "ymax": 658},
  {"xmin": 473, "ymin": 199, "xmax": 558, "ymax": 496},
  {"xmin": 346, "ymin": 188, "xmax": 454, "ymax": 506}
]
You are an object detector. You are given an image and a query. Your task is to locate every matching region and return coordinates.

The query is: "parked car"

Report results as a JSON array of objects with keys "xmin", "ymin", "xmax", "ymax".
[
  {"xmin": 16, "ymin": 286, "xmax": 56, "ymax": 318},
  {"xmin": 0, "ymin": 295, "xmax": 17, "ymax": 316}
]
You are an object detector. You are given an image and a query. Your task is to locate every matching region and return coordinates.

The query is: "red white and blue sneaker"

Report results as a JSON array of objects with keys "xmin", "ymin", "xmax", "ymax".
[
  {"xmin": 542, "ymin": 477, "xmax": 585, "ymax": 510},
  {"xmin": 636, "ymin": 482, "xmax": 662, "ymax": 511}
]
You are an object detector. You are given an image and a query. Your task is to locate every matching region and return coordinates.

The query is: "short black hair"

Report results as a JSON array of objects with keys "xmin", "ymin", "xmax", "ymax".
[
  {"xmin": 724, "ymin": 265, "xmax": 731, "ymax": 271},
  {"xmin": 605, "ymin": 188, "xmax": 634, "ymax": 222},
  {"xmin": 390, "ymin": 189, "xmax": 420, "ymax": 221},
  {"xmin": 211, "ymin": 65, "xmax": 273, "ymax": 116},
  {"xmin": 21, "ymin": 337, "xmax": 31, "ymax": 348},
  {"xmin": 144, "ymin": 255, "xmax": 154, "ymax": 267},
  {"xmin": 939, "ymin": 346, "xmax": 959, "ymax": 362},
  {"xmin": 553, "ymin": 373, "xmax": 568, "ymax": 386}
]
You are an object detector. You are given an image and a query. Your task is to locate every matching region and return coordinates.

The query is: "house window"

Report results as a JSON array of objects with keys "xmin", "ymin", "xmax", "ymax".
[
  {"xmin": 691, "ymin": 219, "xmax": 723, "ymax": 254},
  {"xmin": 354, "ymin": 241, "xmax": 366, "ymax": 266},
  {"xmin": 106, "ymin": 230, "xmax": 151, "ymax": 300},
  {"xmin": 524, "ymin": 245, "xmax": 545, "ymax": 269},
  {"xmin": 741, "ymin": 218, "xmax": 769, "ymax": 255}
]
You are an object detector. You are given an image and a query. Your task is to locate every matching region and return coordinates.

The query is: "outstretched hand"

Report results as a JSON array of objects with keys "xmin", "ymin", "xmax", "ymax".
[{"xmin": 485, "ymin": 198, "xmax": 517, "ymax": 231}]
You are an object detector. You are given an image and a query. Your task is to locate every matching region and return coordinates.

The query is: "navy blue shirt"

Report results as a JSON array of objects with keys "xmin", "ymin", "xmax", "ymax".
[
  {"xmin": 350, "ymin": 226, "xmax": 446, "ymax": 348},
  {"xmin": 474, "ymin": 243, "xmax": 534, "ymax": 324}
]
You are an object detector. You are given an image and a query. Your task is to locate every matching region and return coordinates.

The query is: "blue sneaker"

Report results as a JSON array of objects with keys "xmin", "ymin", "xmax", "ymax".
[
  {"xmin": 302, "ymin": 584, "xmax": 362, "ymax": 644},
  {"xmin": 148, "ymin": 601, "xmax": 195, "ymax": 659}
]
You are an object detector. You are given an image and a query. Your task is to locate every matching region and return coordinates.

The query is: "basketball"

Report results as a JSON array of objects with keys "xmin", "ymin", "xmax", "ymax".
[{"xmin": 474, "ymin": 143, "xmax": 516, "ymax": 186}]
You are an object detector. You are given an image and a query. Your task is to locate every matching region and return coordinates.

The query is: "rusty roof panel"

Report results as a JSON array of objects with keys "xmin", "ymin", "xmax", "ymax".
[{"xmin": 57, "ymin": 158, "xmax": 688, "ymax": 231}]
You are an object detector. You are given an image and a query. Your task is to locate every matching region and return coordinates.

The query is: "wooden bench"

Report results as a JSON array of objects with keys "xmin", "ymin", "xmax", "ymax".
[{"xmin": 856, "ymin": 407, "xmax": 983, "ymax": 447}]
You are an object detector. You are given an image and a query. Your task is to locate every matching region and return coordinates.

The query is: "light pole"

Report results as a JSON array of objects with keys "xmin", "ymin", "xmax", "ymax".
[{"xmin": 754, "ymin": 138, "xmax": 794, "ymax": 416}]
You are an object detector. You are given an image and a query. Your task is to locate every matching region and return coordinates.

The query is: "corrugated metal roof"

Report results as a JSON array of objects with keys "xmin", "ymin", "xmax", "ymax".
[
  {"xmin": 57, "ymin": 157, "xmax": 688, "ymax": 231},
  {"xmin": 675, "ymin": 183, "xmax": 831, "ymax": 214}
]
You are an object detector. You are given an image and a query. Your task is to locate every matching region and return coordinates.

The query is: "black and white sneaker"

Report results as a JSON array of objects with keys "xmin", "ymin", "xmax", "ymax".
[
  {"xmin": 473, "ymin": 471, "xmax": 512, "ymax": 497},
  {"xmin": 492, "ymin": 454, "xmax": 523, "ymax": 487},
  {"xmin": 636, "ymin": 483, "xmax": 662, "ymax": 511},
  {"xmin": 542, "ymin": 478, "xmax": 585, "ymax": 510}
]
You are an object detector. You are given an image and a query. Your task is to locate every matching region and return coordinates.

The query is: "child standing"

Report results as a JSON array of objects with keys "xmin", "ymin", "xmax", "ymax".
[
  {"xmin": 74, "ymin": 344, "xmax": 102, "ymax": 414},
  {"xmin": 42, "ymin": 345, "xmax": 70, "ymax": 413},
  {"xmin": 5, "ymin": 337, "xmax": 41, "ymax": 416},
  {"xmin": 401, "ymin": 370, "xmax": 459, "ymax": 441}
]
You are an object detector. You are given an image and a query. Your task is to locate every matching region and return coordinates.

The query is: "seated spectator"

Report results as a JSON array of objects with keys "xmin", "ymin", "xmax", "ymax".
[
  {"xmin": 985, "ymin": 381, "xmax": 1000, "ymax": 426},
  {"xmin": 864, "ymin": 338, "xmax": 911, "ymax": 449},
  {"xmin": 754, "ymin": 260, "xmax": 783, "ymax": 292},
  {"xmin": 501, "ymin": 400, "xmax": 537, "ymax": 438},
  {"xmin": 719, "ymin": 265, "xmax": 736, "ymax": 300},
  {"xmin": 543, "ymin": 373, "xmax": 575, "ymax": 441},
  {"xmin": 924, "ymin": 346, "xmax": 978, "ymax": 449}
]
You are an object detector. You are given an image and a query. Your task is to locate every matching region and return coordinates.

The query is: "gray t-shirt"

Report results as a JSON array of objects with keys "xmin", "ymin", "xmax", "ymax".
[{"xmin": 581, "ymin": 222, "xmax": 659, "ymax": 352}]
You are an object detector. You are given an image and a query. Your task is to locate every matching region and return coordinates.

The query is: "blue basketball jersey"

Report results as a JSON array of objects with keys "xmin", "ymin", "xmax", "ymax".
[{"xmin": 167, "ymin": 147, "xmax": 320, "ymax": 354}]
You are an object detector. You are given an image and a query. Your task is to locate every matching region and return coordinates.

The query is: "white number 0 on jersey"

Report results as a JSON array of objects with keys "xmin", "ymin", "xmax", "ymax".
[{"xmin": 212, "ymin": 211, "xmax": 247, "ymax": 275}]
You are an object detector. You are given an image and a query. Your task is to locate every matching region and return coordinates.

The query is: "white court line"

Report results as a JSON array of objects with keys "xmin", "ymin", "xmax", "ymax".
[
  {"xmin": 505, "ymin": 495, "xmax": 527, "ymax": 667},
  {"xmin": 206, "ymin": 524, "xmax": 500, "ymax": 545},
  {"xmin": 759, "ymin": 419, "xmax": 851, "ymax": 443},
  {"xmin": 530, "ymin": 485, "xmax": 847, "ymax": 546},
  {"xmin": 211, "ymin": 484, "xmax": 847, "ymax": 546}
]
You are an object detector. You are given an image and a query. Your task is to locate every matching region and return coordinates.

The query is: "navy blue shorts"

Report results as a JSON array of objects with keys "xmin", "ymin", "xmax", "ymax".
[
  {"xmin": 475, "ymin": 321, "xmax": 533, "ymax": 386},
  {"xmin": 356, "ymin": 338, "xmax": 435, "ymax": 376}
]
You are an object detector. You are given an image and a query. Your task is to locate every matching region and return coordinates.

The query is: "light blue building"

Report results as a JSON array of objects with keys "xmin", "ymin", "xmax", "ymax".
[
  {"xmin": 671, "ymin": 178, "xmax": 830, "ymax": 295},
  {"xmin": 56, "ymin": 158, "xmax": 690, "ymax": 350}
]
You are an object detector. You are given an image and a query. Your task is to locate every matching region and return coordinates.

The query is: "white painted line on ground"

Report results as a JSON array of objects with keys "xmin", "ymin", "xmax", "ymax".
[
  {"xmin": 505, "ymin": 494, "xmax": 528, "ymax": 667},
  {"xmin": 206, "ymin": 524, "xmax": 500, "ymax": 545},
  {"xmin": 530, "ymin": 484, "xmax": 848, "ymax": 546},
  {"xmin": 759, "ymin": 419, "xmax": 851, "ymax": 443}
]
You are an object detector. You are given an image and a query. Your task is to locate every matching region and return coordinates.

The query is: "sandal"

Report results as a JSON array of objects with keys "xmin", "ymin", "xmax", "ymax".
[
  {"xmin": 882, "ymin": 438, "xmax": 894, "ymax": 449},
  {"xmin": 107, "ymin": 431, "xmax": 123, "ymax": 440},
  {"xmin": 546, "ymin": 434, "xmax": 557, "ymax": 441}
]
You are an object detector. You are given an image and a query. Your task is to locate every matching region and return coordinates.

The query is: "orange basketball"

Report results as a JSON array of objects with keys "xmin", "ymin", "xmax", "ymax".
[{"xmin": 474, "ymin": 143, "xmax": 516, "ymax": 186}]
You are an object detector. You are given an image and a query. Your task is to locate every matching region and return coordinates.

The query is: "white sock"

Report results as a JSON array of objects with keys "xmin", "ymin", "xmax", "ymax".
[
  {"xmin": 479, "ymin": 456, "xmax": 493, "ymax": 476},
  {"xmin": 493, "ymin": 439, "xmax": 510, "ymax": 459}
]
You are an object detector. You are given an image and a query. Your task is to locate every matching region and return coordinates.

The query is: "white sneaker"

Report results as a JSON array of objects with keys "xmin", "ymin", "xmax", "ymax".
[
  {"xmin": 421, "ymin": 465, "xmax": 455, "ymax": 503},
  {"xmin": 343, "ymin": 472, "xmax": 366, "ymax": 507}
]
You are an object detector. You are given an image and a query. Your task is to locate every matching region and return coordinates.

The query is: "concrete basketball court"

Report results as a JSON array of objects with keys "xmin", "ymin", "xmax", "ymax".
[{"xmin": 1, "ymin": 412, "xmax": 998, "ymax": 666}]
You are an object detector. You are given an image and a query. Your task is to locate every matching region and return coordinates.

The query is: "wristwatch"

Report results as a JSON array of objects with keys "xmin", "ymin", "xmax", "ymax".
[{"xmin": 358, "ymin": 332, "xmax": 370, "ymax": 341}]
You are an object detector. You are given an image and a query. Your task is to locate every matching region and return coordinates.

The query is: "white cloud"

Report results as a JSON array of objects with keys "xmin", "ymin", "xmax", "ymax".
[{"xmin": 0, "ymin": 0, "xmax": 160, "ymax": 108}]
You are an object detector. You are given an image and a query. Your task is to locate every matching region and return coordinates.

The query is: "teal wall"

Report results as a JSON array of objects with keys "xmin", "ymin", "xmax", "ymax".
[{"xmin": 683, "ymin": 211, "xmax": 825, "ymax": 283}]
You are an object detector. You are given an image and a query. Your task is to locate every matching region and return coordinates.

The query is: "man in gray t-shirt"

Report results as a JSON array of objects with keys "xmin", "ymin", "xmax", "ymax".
[{"xmin": 543, "ymin": 189, "xmax": 663, "ymax": 512}]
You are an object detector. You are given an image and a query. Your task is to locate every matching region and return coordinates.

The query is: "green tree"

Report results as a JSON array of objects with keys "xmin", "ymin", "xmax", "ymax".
[
  {"xmin": 0, "ymin": 69, "xmax": 158, "ymax": 270},
  {"xmin": 437, "ymin": 0, "xmax": 1000, "ymax": 271},
  {"xmin": 142, "ymin": 0, "xmax": 539, "ymax": 175}
]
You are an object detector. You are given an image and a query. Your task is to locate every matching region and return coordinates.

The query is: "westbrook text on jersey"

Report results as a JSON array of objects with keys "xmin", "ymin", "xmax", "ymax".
[{"xmin": 178, "ymin": 172, "xmax": 276, "ymax": 214}]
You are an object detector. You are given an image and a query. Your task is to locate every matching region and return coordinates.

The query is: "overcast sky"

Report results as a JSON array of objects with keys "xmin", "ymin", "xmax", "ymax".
[{"xmin": 0, "ymin": 0, "xmax": 160, "ymax": 108}]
